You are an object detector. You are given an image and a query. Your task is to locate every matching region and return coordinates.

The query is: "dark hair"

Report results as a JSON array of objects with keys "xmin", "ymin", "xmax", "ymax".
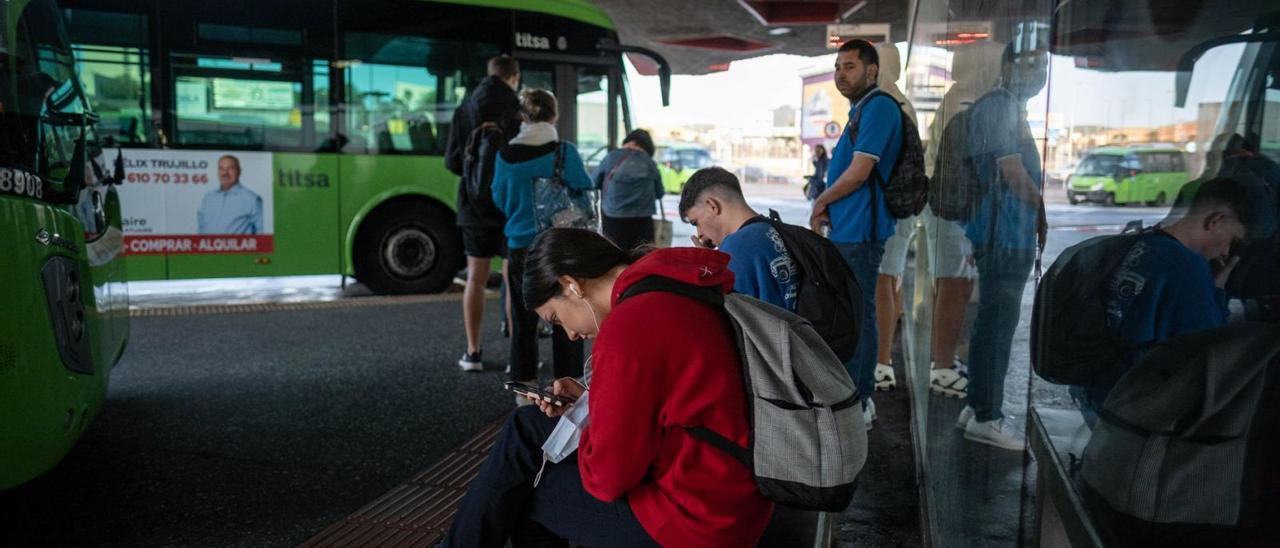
[
  {"xmin": 814, "ymin": 144, "xmax": 827, "ymax": 157},
  {"xmin": 838, "ymin": 39, "xmax": 879, "ymax": 66},
  {"xmin": 678, "ymin": 166, "xmax": 743, "ymax": 222},
  {"xmin": 487, "ymin": 55, "xmax": 520, "ymax": 80},
  {"xmin": 1186, "ymin": 176, "xmax": 1261, "ymax": 236},
  {"xmin": 519, "ymin": 88, "xmax": 557, "ymax": 123},
  {"xmin": 624, "ymin": 129, "xmax": 655, "ymax": 157},
  {"xmin": 522, "ymin": 228, "xmax": 649, "ymax": 310}
]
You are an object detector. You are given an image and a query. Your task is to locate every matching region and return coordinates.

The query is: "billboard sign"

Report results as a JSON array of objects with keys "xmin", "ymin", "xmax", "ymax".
[{"xmin": 116, "ymin": 150, "xmax": 274, "ymax": 255}]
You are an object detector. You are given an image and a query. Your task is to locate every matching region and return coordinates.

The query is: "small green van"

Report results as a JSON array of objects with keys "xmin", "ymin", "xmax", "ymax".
[
  {"xmin": 655, "ymin": 143, "xmax": 714, "ymax": 194},
  {"xmin": 1067, "ymin": 146, "xmax": 1189, "ymax": 206}
]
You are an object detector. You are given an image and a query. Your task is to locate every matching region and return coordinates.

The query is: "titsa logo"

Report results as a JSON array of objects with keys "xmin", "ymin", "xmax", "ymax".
[{"xmin": 515, "ymin": 32, "xmax": 551, "ymax": 50}]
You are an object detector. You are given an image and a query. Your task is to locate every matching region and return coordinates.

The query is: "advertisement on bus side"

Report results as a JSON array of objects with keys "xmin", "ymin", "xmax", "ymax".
[{"xmin": 116, "ymin": 150, "xmax": 274, "ymax": 255}]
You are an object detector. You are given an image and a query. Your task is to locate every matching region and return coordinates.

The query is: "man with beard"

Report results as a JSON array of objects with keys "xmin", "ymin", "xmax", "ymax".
[
  {"xmin": 953, "ymin": 42, "xmax": 1049, "ymax": 450},
  {"xmin": 809, "ymin": 39, "xmax": 903, "ymax": 430}
]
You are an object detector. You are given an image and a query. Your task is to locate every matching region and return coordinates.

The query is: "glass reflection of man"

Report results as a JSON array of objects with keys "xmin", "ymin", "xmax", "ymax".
[
  {"xmin": 958, "ymin": 42, "xmax": 1048, "ymax": 450},
  {"xmin": 198, "ymin": 155, "xmax": 262, "ymax": 234}
]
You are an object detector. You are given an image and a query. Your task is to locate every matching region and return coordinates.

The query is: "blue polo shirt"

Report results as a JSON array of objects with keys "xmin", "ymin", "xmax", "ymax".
[
  {"xmin": 720, "ymin": 221, "xmax": 798, "ymax": 311},
  {"xmin": 965, "ymin": 89, "xmax": 1042, "ymax": 250},
  {"xmin": 198, "ymin": 183, "xmax": 263, "ymax": 234},
  {"xmin": 826, "ymin": 87, "xmax": 902, "ymax": 244}
]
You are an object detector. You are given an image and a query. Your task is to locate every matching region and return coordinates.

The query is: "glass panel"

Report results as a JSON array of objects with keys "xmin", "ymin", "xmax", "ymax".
[
  {"xmin": 576, "ymin": 66, "xmax": 610, "ymax": 169},
  {"xmin": 903, "ymin": 2, "xmax": 1053, "ymax": 545},
  {"xmin": 74, "ymin": 45, "xmax": 151, "ymax": 145},
  {"xmin": 341, "ymin": 32, "xmax": 494, "ymax": 155}
]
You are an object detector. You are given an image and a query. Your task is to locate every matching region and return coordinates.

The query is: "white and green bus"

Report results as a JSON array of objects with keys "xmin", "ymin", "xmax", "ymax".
[{"xmin": 61, "ymin": 0, "xmax": 668, "ymax": 294}]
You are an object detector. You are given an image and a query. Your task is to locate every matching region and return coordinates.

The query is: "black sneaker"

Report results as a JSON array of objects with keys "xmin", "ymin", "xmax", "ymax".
[{"xmin": 458, "ymin": 351, "xmax": 483, "ymax": 372}]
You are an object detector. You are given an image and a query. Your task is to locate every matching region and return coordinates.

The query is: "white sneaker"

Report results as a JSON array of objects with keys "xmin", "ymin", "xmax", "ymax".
[
  {"xmin": 862, "ymin": 398, "xmax": 877, "ymax": 431},
  {"xmin": 956, "ymin": 406, "xmax": 974, "ymax": 430},
  {"xmin": 929, "ymin": 367, "xmax": 968, "ymax": 398},
  {"xmin": 874, "ymin": 363, "xmax": 896, "ymax": 391},
  {"xmin": 963, "ymin": 416, "xmax": 1025, "ymax": 451}
]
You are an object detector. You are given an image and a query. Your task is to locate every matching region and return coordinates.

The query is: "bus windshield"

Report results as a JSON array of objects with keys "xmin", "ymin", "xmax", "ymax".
[
  {"xmin": 0, "ymin": 0, "xmax": 83, "ymax": 184},
  {"xmin": 1073, "ymin": 154, "xmax": 1121, "ymax": 176}
]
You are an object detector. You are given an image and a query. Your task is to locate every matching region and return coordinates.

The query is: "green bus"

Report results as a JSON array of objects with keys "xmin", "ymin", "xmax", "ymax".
[
  {"xmin": 60, "ymin": 0, "xmax": 668, "ymax": 294},
  {"xmin": 1, "ymin": 0, "xmax": 130, "ymax": 489}
]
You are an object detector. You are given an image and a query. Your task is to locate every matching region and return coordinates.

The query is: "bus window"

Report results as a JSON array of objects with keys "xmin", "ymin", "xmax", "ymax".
[
  {"xmin": 576, "ymin": 66, "xmax": 610, "ymax": 166},
  {"xmin": 342, "ymin": 33, "xmax": 494, "ymax": 155},
  {"xmin": 65, "ymin": 9, "xmax": 150, "ymax": 145},
  {"xmin": 171, "ymin": 54, "xmax": 309, "ymax": 150}
]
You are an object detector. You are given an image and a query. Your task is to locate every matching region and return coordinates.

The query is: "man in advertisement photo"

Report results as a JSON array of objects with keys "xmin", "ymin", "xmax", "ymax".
[{"xmin": 198, "ymin": 154, "xmax": 263, "ymax": 235}]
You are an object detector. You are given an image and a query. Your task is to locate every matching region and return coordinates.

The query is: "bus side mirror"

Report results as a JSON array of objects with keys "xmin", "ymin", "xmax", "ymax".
[
  {"xmin": 598, "ymin": 41, "xmax": 673, "ymax": 107},
  {"xmin": 50, "ymin": 129, "xmax": 88, "ymax": 205}
]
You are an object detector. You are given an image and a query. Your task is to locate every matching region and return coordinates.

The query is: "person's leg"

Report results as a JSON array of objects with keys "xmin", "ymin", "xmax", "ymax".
[
  {"xmin": 527, "ymin": 459, "xmax": 659, "ymax": 548},
  {"xmin": 875, "ymin": 273, "xmax": 900, "ymax": 366},
  {"xmin": 635, "ymin": 216, "xmax": 655, "ymax": 249},
  {"xmin": 443, "ymin": 406, "xmax": 560, "ymax": 548},
  {"xmin": 966, "ymin": 248, "xmax": 1034, "ymax": 423},
  {"xmin": 837, "ymin": 241, "xmax": 885, "ymax": 404},
  {"xmin": 506, "ymin": 248, "xmax": 539, "ymax": 383},
  {"xmin": 464, "ymin": 256, "xmax": 492, "ymax": 355},
  {"xmin": 932, "ymin": 277, "xmax": 974, "ymax": 371},
  {"xmin": 550, "ymin": 326, "xmax": 584, "ymax": 379},
  {"xmin": 602, "ymin": 214, "xmax": 622, "ymax": 249}
]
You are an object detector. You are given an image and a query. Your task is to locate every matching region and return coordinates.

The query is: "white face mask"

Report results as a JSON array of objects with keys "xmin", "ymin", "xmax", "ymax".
[{"xmin": 541, "ymin": 390, "xmax": 589, "ymax": 464}]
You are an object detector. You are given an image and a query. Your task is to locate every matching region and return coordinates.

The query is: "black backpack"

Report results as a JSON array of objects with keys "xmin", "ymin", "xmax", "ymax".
[
  {"xmin": 928, "ymin": 109, "xmax": 985, "ymax": 222},
  {"xmin": 742, "ymin": 209, "xmax": 861, "ymax": 363},
  {"xmin": 1030, "ymin": 227, "xmax": 1154, "ymax": 385},
  {"xmin": 462, "ymin": 122, "xmax": 504, "ymax": 213},
  {"xmin": 848, "ymin": 90, "xmax": 928, "ymax": 220}
]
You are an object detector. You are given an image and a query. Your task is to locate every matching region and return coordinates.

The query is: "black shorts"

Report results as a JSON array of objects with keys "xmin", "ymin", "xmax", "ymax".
[{"xmin": 460, "ymin": 226, "xmax": 507, "ymax": 259}]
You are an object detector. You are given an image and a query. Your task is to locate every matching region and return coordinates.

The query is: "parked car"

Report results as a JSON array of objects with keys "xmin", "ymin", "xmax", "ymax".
[
  {"xmin": 1067, "ymin": 146, "xmax": 1189, "ymax": 206},
  {"xmin": 655, "ymin": 143, "xmax": 714, "ymax": 194}
]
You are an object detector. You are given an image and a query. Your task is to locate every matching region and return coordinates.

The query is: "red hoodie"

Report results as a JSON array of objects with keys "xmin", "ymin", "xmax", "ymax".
[{"xmin": 578, "ymin": 247, "xmax": 774, "ymax": 547}]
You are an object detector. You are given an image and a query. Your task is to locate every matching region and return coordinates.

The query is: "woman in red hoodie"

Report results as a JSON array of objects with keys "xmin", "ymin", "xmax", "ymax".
[{"xmin": 444, "ymin": 228, "xmax": 773, "ymax": 547}]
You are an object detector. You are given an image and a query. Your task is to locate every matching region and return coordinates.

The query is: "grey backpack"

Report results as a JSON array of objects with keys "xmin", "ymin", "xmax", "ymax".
[
  {"xmin": 1082, "ymin": 322, "xmax": 1280, "ymax": 526},
  {"xmin": 619, "ymin": 276, "xmax": 867, "ymax": 511}
]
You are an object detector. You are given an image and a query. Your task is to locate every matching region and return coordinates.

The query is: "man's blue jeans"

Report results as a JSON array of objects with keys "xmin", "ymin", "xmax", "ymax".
[
  {"xmin": 834, "ymin": 240, "xmax": 885, "ymax": 404},
  {"xmin": 967, "ymin": 246, "xmax": 1035, "ymax": 422}
]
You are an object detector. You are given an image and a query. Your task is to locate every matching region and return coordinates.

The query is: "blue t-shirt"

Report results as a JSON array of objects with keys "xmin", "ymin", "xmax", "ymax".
[
  {"xmin": 965, "ymin": 89, "xmax": 1042, "ymax": 250},
  {"xmin": 492, "ymin": 142, "xmax": 594, "ymax": 249},
  {"xmin": 1088, "ymin": 232, "xmax": 1229, "ymax": 403},
  {"xmin": 198, "ymin": 183, "xmax": 263, "ymax": 234},
  {"xmin": 826, "ymin": 88, "xmax": 902, "ymax": 244},
  {"xmin": 720, "ymin": 221, "xmax": 798, "ymax": 311}
]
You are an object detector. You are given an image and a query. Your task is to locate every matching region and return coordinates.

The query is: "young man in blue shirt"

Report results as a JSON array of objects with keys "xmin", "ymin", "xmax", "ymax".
[
  {"xmin": 680, "ymin": 167, "xmax": 799, "ymax": 312},
  {"xmin": 809, "ymin": 39, "xmax": 903, "ymax": 427},
  {"xmin": 954, "ymin": 43, "xmax": 1048, "ymax": 450},
  {"xmin": 1071, "ymin": 177, "xmax": 1256, "ymax": 425}
]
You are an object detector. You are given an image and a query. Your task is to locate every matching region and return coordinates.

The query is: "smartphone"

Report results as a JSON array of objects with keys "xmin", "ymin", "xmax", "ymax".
[{"xmin": 504, "ymin": 381, "xmax": 575, "ymax": 406}]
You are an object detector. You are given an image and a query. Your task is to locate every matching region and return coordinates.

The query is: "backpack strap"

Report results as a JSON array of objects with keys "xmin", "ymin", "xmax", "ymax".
[
  {"xmin": 684, "ymin": 426, "xmax": 752, "ymax": 467},
  {"xmin": 617, "ymin": 275, "xmax": 724, "ymax": 307},
  {"xmin": 600, "ymin": 150, "xmax": 635, "ymax": 192}
]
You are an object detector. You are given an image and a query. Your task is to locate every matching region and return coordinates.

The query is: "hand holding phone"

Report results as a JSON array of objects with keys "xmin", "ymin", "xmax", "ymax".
[{"xmin": 505, "ymin": 381, "xmax": 575, "ymax": 407}]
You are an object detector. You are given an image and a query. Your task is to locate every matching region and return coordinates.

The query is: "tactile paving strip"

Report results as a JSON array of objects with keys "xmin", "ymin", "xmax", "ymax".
[
  {"xmin": 129, "ymin": 293, "xmax": 465, "ymax": 318},
  {"xmin": 299, "ymin": 417, "xmax": 506, "ymax": 548}
]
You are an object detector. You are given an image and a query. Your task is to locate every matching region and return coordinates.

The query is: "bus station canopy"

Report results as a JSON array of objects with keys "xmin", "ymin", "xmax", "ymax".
[{"xmin": 592, "ymin": 0, "xmax": 912, "ymax": 75}]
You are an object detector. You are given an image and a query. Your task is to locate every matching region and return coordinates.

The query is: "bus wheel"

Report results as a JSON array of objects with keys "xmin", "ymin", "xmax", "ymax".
[
  {"xmin": 1068, "ymin": 193, "xmax": 1079, "ymax": 205},
  {"xmin": 1104, "ymin": 193, "xmax": 1116, "ymax": 206},
  {"xmin": 1154, "ymin": 192, "xmax": 1167, "ymax": 206},
  {"xmin": 355, "ymin": 203, "xmax": 461, "ymax": 295}
]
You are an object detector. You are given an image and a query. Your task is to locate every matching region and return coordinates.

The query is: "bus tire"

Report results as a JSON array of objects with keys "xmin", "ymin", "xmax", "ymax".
[
  {"xmin": 1104, "ymin": 193, "xmax": 1116, "ymax": 207},
  {"xmin": 355, "ymin": 201, "xmax": 462, "ymax": 295}
]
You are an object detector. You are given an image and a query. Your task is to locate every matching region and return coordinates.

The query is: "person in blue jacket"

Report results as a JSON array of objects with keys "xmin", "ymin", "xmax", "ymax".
[
  {"xmin": 1072, "ymin": 176, "xmax": 1258, "ymax": 425},
  {"xmin": 492, "ymin": 88, "xmax": 592, "ymax": 394},
  {"xmin": 679, "ymin": 167, "xmax": 799, "ymax": 312}
]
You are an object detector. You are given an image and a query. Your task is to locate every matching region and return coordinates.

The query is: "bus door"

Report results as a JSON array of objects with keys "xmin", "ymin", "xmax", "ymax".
[{"xmin": 513, "ymin": 59, "xmax": 625, "ymax": 174}]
